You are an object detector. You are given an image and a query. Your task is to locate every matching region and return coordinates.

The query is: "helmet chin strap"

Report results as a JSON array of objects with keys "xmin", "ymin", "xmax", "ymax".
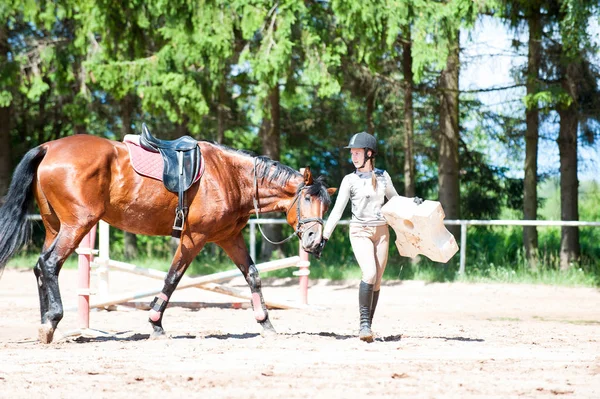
[{"xmin": 357, "ymin": 148, "xmax": 374, "ymax": 170}]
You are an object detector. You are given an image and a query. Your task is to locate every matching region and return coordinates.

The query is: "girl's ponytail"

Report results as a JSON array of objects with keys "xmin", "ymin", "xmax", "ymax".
[{"xmin": 371, "ymin": 158, "xmax": 377, "ymax": 190}]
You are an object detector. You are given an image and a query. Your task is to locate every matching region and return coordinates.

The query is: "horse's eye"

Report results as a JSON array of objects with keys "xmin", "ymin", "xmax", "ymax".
[{"xmin": 304, "ymin": 195, "xmax": 311, "ymax": 201}]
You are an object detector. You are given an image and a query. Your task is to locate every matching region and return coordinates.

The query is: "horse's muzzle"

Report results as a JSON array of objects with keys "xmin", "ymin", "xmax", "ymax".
[{"xmin": 299, "ymin": 224, "xmax": 323, "ymax": 253}]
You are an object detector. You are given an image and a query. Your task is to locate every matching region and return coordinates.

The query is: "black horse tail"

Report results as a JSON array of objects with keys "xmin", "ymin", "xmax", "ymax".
[{"xmin": 0, "ymin": 146, "xmax": 47, "ymax": 273}]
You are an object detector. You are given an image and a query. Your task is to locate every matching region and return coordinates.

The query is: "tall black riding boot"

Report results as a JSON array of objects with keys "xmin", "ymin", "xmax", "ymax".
[
  {"xmin": 370, "ymin": 290, "xmax": 380, "ymax": 325},
  {"xmin": 358, "ymin": 281, "xmax": 374, "ymax": 342}
]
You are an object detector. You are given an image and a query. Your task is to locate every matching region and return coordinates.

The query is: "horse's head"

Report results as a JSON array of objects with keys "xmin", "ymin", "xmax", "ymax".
[{"xmin": 286, "ymin": 167, "xmax": 337, "ymax": 254}]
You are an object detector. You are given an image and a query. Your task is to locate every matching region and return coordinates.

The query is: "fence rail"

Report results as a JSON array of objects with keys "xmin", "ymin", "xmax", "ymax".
[
  {"xmin": 26, "ymin": 215, "xmax": 600, "ymax": 274},
  {"xmin": 247, "ymin": 219, "xmax": 600, "ymax": 274}
]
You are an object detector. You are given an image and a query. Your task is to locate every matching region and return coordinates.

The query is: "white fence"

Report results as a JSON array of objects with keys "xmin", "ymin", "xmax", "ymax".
[
  {"xmin": 26, "ymin": 215, "xmax": 600, "ymax": 274},
  {"xmin": 248, "ymin": 219, "xmax": 600, "ymax": 274},
  {"xmin": 444, "ymin": 219, "xmax": 600, "ymax": 273}
]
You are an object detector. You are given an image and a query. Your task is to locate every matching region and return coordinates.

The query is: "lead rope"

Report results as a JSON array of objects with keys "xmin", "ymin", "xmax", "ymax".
[{"xmin": 252, "ymin": 158, "xmax": 298, "ymax": 245}]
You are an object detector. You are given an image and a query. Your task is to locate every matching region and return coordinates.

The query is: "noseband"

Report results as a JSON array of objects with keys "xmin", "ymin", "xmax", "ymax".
[
  {"xmin": 252, "ymin": 159, "xmax": 324, "ymax": 245},
  {"xmin": 286, "ymin": 185, "xmax": 325, "ymax": 232}
]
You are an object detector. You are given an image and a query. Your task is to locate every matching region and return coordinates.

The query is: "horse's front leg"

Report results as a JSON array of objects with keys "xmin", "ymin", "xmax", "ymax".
[
  {"xmin": 148, "ymin": 232, "xmax": 205, "ymax": 339},
  {"xmin": 217, "ymin": 233, "xmax": 276, "ymax": 335}
]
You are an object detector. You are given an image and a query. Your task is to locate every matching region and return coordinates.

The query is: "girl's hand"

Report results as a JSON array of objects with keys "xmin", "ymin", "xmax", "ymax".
[{"xmin": 313, "ymin": 238, "xmax": 328, "ymax": 259}]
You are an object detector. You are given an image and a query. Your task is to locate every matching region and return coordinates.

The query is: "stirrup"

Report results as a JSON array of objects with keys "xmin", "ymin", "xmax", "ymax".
[{"xmin": 173, "ymin": 209, "xmax": 186, "ymax": 231}]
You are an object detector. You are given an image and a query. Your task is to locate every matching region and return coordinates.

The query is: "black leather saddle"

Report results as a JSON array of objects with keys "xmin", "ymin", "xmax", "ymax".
[{"xmin": 139, "ymin": 123, "xmax": 202, "ymax": 234}]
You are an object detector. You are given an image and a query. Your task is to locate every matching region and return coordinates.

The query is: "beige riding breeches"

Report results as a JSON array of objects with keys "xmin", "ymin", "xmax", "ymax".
[{"xmin": 349, "ymin": 224, "xmax": 389, "ymax": 290}]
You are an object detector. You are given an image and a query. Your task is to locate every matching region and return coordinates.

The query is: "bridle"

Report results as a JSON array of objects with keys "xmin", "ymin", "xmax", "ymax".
[{"xmin": 252, "ymin": 158, "xmax": 324, "ymax": 245}]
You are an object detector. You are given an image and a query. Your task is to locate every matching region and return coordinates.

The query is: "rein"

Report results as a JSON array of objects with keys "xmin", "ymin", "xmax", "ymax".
[{"xmin": 252, "ymin": 158, "xmax": 323, "ymax": 245}]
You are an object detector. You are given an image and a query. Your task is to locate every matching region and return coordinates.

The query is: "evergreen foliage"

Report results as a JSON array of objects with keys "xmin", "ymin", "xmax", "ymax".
[{"xmin": 1, "ymin": 0, "xmax": 599, "ymax": 282}]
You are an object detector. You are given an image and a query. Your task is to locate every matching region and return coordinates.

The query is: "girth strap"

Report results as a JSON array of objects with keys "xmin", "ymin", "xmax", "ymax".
[{"xmin": 140, "ymin": 123, "xmax": 201, "ymax": 235}]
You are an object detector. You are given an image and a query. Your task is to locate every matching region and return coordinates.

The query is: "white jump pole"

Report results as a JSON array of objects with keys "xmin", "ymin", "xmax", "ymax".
[
  {"xmin": 90, "ymin": 256, "xmax": 301, "ymax": 309},
  {"xmin": 89, "ymin": 220, "xmax": 310, "ymax": 310},
  {"xmin": 103, "ymin": 261, "xmax": 307, "ymax": 310}
]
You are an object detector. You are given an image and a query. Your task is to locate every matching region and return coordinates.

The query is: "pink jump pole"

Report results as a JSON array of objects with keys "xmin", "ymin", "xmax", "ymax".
[
  {"xmin": 298, "ymin": 243, "xmax": 309, "ymax": 305},
  {"xmin": 77, "ymin": 224, "xmax": 97, "ymax": 329},
  {"xmin": 296, "ymin": 167, "xmax": 310, "ymax": 305}
]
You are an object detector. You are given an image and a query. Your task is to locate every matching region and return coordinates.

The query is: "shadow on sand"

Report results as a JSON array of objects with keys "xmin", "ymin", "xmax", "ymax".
[{"xmin": 51, "ymin": 330, "xmax": 482, "ymax": 344}]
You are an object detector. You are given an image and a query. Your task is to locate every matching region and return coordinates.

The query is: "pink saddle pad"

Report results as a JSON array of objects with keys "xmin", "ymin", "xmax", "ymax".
[{"xmin": 123, "ymin": 135, "xmax": 204, "ymax": 183}]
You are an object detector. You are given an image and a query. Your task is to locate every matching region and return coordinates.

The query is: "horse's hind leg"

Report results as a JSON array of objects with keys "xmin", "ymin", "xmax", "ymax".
[
  {"xmin": 148, "ymin": 232, "xmax": 206, "ymax": 339},
  {"xmin": 34, "ymin": 228, "xmax": 59, "ymax": 326},
  {"xmin": 35, "ymin": 225, "xmax": 95, "ymax": 343},
  {"xmin": 217, "ymin": 233, "xmax": 276, "ymax": 334}
]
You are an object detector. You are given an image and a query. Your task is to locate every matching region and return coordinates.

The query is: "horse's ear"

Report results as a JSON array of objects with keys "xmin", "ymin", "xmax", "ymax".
[
  {"xmin": 327, "ymin": 187, "xmax": 337, "ymax": 195},
  {"xmin": 303, "ymin": 166, "xmax": 314, "ymax": 185}
]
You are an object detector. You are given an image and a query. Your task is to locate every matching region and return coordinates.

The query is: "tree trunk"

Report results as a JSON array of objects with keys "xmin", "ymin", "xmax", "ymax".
[
  {"xmin": 175, "ymin": 119, "xmax": 188, "ymax": 138},
  {"xmin": 0, "ymin": 26, "xmax": 11, "ymax": 197},
  {"xmin": 120, "ymin": 94, "xmax": 139, "ymax": 260},
  {"xmin": 366, "ymin": 90, "xmax": 375, "ymax": 135},
  {"xmin": 72, "ymin": 45, "xmax": 87, "ymax": 135},
  {"xmin": 438, "ymin": 31, "xmax": 461, "ymax": 239},
  {"xmin": 120, "ymin": 95, "xmax": 134, "ymax": 140},
  {"xmin": 217, "ymin": 82, "xmax": 227, "ymax": 144},
  {"xmin": 523, "ymin": 7, "xmax": 541, "ymax": 267},
  {"xmin": 0, "ymin": 105, "xmax": 10, "ymax": 198},
  {"xmin": 210, "ymin": 81, "xmax": 227, "ymax": 257},
  {"xmin": 259, "ymin": 85, "xmax": 284, "ymax": 262},
  {"xmin": 402, "ymin": 26, "xmax": 415, "ymax": 198},
  {"xmin": 557, "ymin": 103, "xmax": 579, "ymax": 270}
]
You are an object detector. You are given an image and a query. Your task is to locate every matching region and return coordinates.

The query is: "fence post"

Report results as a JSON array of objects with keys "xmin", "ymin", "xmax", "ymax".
[
  {"xmin": 297, "ymin": 243, "xmax": 310, "ymax": 305},
  {"xmin": 97, "ymin": 221, "xmax": 110, "ymax": 298},
  {"xmin": 76, "ymin": 224, "xmax": 97, "ymax": 329},
  {"xmin": 458, "ymin": 222, "xmax": 467, "ymax": 274}
]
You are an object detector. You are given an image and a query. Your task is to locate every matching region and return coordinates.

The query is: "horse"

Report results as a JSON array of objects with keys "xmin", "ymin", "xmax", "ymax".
[{"xmin": 0, "ymin": 134, "xmax": 336, "ymax": 343}]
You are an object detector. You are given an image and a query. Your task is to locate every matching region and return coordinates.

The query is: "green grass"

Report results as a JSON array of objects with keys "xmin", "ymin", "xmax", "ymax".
[
  {"xmin": 259, "ymin": 258, "xmax": 600, "ymax": 287},
  {"xmin": 532, "ymin": 316, "xmax": 600, "ymax": 325},
  {"xmin": 6, "ymin": 253, "xmax": 80, "ymax": 270},
  {"xmin": 487, "ymin": 317, "xmax": 522, "ymax": 322},
  {"xmin": 5, "ymin": 251, "xmax": 599, "ymax": 288},
  {"xmin": 454, "ymin": 263, "xmax": 598, "ymax": 286},
  {"xmin": 4, "ymin": 253, "xmax": 235, "ymax": 276},
  {"xmin": 11, "ymin": 178, "xmax": 599, "ymax": 287}
]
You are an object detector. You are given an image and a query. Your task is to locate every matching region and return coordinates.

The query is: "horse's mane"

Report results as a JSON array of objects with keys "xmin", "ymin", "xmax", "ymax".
[
  {"xmin": 207, "ymin": 141, "xmax": 331, "ymax": 206},
  {"xmin": 303, "ymin": 176, "xmax": 332, "ymax": 207}
]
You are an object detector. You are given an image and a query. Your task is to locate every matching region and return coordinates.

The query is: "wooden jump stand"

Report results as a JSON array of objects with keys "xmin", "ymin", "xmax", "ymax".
[{"xmin": 59, "ymin": 220, "xmax": 310, "ymax": 340}]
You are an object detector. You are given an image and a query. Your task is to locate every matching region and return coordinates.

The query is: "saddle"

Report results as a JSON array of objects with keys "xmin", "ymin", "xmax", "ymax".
[{"xmin": 139, "ymin": 123, "xmax": 202, "ymax": 234}]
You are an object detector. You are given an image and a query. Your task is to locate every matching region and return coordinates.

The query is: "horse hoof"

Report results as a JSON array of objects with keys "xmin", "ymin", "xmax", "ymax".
[
  {"xmin": 38, "ymin": 323, "xmax": 55, "ymax": 344},
  {"xmin": 259, "ymin": 319, "xmax": 277, "ymax": 337},
  {"xmin": 149, "ymin": 331, "xmax": 169, "ymax": 340},
  {"xmin": 260, "ymin": 328, "xmax": 277, "ymax": 338}
]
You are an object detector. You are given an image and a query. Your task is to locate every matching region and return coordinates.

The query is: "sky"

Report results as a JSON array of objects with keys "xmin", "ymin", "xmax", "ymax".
[{"xmin": 460, "ymin": 15, "xmax": 599, "ymax": 182}]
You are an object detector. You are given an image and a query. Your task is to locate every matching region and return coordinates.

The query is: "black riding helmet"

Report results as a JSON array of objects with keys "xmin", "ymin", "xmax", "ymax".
[
  {"xmin": 344, "ymin": 132, "xmax": 377, "ymax": 154},
  {"xmin": 344, "ymin": 132, "xmax": 376, "ymax": 169}
]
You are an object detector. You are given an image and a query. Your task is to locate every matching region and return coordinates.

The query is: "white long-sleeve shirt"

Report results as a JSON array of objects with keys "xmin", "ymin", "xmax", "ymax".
[{"xmin": 323, "ymin": 169, "xmax": 399, "ymax": 239}]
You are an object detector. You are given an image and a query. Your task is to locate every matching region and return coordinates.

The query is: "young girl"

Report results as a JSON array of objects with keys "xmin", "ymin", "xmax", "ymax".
[{"xmin": 317, "ymin": 132, "xmax": 420, "ymax": 342}]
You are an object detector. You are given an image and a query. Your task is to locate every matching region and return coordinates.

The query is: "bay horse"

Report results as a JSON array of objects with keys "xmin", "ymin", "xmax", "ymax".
[{"xmin": 0, "ymin": 134, "xmax": 335, "ymax": 343}]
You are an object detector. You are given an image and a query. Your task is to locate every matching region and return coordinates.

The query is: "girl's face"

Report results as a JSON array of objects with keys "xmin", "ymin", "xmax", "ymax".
[{"xmin": 350, "ymin": 148, "xmax": 372, "ymax": 170}]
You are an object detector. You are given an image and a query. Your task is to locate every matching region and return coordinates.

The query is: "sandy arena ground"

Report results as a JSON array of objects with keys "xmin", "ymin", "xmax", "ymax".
[{"xmin": 1, "ymin": 266, "xmax": 599, "ymax": 398}]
